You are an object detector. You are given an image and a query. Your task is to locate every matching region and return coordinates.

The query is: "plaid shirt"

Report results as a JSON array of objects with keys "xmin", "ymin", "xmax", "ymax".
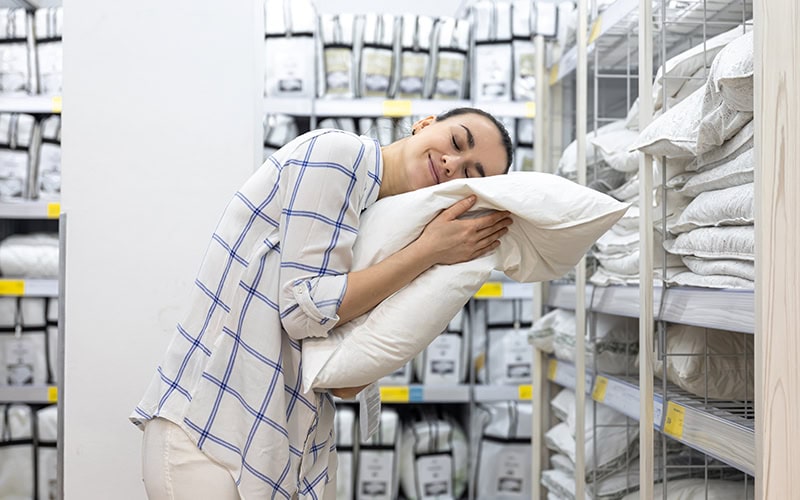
[{"xmin": 131, "ymin": 129, "xmax": 382, "ymax": 499}]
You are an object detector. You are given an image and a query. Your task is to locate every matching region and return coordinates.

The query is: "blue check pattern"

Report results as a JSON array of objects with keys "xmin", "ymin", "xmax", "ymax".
[{"xmin": 132, "ymin": 129, "xmax": 382, "ymax": 499}]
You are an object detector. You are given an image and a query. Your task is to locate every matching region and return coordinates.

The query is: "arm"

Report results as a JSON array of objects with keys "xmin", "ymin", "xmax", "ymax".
[{"xmin": 336, "ymin": 195, "xmax": 512, "ymax": 324}]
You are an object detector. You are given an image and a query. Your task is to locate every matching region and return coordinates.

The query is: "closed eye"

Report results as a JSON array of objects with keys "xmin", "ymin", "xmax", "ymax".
[{"xmin": 451, "ymin": 135, "xmax": 461, "ymax": 151}]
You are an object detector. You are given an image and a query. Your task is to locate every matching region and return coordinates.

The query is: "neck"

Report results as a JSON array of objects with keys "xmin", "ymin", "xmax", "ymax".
[{"xmin": 378, "ymin": 138, "xmax": 408, "ymax": 199}]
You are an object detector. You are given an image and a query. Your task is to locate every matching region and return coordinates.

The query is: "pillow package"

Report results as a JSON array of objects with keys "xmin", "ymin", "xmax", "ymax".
[{"xmin": 302, "ymin": 172, "xmax": 629, "ymax": 391}]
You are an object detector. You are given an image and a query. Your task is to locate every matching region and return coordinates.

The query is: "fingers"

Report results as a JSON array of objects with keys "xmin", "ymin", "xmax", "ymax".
[{"xmin": 442, "ymin": 195, "xmax": 477, "ymax": 220}]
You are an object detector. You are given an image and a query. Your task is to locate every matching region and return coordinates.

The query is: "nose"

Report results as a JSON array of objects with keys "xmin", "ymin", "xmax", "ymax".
[{"xmin": 442, "ymin": 154, "xmax": 464, "ymax": 178}]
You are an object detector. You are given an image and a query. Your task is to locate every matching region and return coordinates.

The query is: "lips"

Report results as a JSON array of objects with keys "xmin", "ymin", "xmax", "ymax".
[{"xmin": 427, "ymin": 153, "xmax": 440, "ymax": 185}]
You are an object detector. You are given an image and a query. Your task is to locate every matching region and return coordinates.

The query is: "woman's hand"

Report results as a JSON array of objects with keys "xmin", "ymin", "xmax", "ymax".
[
  {"xmin": 330, "ymin": 385, "xmax": 368, "ymax": 400},
  {"xmin": 414, "ymin": 195, "xmax": 513, "ymax": 266}
]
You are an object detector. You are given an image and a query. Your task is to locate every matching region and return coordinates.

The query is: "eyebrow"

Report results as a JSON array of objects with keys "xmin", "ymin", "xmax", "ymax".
[
  {"xmin": 460, "ymin": 124, "xmax": 475, "ymax": 148},
  {"xmin": 460, "ymin": 124, "xmax": 486, "ymax": 177}
]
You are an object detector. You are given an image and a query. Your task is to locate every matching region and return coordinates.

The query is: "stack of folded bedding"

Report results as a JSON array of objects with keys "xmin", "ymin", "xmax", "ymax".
[
  {"xmin": 356, "ymin": 407, "xmax": 401, "ymax": 500},
  {"xmin": 621, "ymin": 478, "xmax": 754, "ymax": 500},
  {"xmin": 263, "ymin": 0, "xmax": 316, "ymax": 98},
  {"xmin": 0, "ymin": 233, "xmax": 59, "ymax": 279},
  {"xmin": 650, "ymin": 323, "xmax": 754, "ymax": 401},
  {"xmin": 399, "ymin": 414, "xmax": 468, "ymax": 500},
  {"xmin": 0, "ymin": 113, "xmax": 35, "ymax": 201},
  {"xmin": 472, "ymin": 401, "xmax": 533, "ymax": 500},
  {"xmin": 556, "ymin": 120, "xmax": 629, "ymax": 196},
  {"xmin": 34, "ymin": 7, "xmax": 63, "ymax": 95},
  {"xmin": 631, "ymin": 30, "xmax": 754, "ymax": 290},
  {"xmin": 529, "ymin": 308, "xmax": 638, "ymax": 375},
  {"xmin": 472, "ymin": 299, "xmax": 534, "ymax": 386},
  {"xmin": 543, "ymin": 389, "xmax": 640, "ymax": 499}
]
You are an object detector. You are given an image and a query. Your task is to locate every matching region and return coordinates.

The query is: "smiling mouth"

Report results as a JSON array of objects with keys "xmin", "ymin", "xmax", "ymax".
[{"xmin": 428, "ymin": 154, "xmax": 440, "ymax": 184}]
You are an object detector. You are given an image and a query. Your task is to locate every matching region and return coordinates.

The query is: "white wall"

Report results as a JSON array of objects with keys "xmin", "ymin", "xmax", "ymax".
[{"xmin": 62, "ymin": 1, "xmax": 262, "ymax": 497}]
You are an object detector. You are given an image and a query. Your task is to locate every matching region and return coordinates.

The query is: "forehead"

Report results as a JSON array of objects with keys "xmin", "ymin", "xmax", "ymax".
[{"xmin": 440, "ymin": 113, "xmax": 508, "ymax": 175}]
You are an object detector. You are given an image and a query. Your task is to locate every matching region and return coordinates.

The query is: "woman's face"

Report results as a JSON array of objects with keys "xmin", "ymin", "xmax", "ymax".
[{"xmin": 402, "ymin": 113, "xmax": 508, "ymax": 191}]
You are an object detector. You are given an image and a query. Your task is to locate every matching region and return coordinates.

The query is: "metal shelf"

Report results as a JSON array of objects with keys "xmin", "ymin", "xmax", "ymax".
[
  {"xmin": 0, "ymin": 278, "xmax": 59, "ymax": 297},
  {"xmin": 474, "ymin": 384, "xmax": 532, "ymax": 403},
  {"xmin": 0, "ymin": 200, "xmax": 60, "ymax": 219},
  {"xmin": 546, "ymin": 282, "xmax": 754, "ymax": 333},
  {"xmin": 377, "ymin": 384, "xmax": 471, "ymax": 404},
  {"xmin": 264, "ymin": 97, "xmax": 534, "ymax": 119},
  {"xmin": 549, "ymin": 0, "xmax": 753, "ymax": 84},
  {"xmin": 0, "ymin": 95, "xmax": 62, "ymax": 114},
  {"xmin": 0, "ymin": 385, "xmax": 57, "ymax": 403},
  {"xmin": 593, "ymin": 373, "xmax": 755, "ymax": 476},
  {"xmin": 546, "ymin": 359, "xmax": 755, "ymax": 476},
  {"xmin": 474, "ymin": 271, "xmax": 536, "ymax": 300}
]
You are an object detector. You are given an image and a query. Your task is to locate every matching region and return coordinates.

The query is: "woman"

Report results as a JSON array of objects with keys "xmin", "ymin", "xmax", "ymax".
[{"xmin": 131, "ymin": 107, "xmax": 513, "ymax": 499}]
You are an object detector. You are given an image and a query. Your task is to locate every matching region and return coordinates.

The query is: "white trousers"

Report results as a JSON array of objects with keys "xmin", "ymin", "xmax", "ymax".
[{"xmin": 141, "ymin": 417, "xmax": 240, "ymax": 500}]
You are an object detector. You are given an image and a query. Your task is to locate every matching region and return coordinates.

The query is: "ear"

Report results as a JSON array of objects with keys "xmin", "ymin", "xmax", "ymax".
[{"xmin": 411, "ymin": 115, "xmax": 436, "ymax": 135}]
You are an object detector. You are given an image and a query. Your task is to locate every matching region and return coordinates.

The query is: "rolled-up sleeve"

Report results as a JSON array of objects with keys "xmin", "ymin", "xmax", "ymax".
[{"xmin": 277, "ymin": 131, "xmax": 369, "ymax": 340}]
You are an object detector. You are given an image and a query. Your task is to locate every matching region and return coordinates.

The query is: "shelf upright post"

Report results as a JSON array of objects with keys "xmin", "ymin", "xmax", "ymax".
[
  {"xmin": 530, "ymin": 32, "xmax": 547, "ymax": 500},
  {"xmin": 574, "ymin": 0, "xmax": 589, "ymax": 497},
  {"xmin": 637, "ymin": 0, "xmax": 655, "ymax": 495},
  {"xmin": 755, "ymin": 0, "xmax": 800, "ymax": 497}
]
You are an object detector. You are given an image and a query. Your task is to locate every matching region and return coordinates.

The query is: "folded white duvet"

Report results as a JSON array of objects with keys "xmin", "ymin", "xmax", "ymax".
[
  {"xmin": 302, "ymin": 172, "xmax": 628, "ymax": 391},
  {"xmin": 0, "ymin": 233, "xmax": 59, "ymax": 279}
]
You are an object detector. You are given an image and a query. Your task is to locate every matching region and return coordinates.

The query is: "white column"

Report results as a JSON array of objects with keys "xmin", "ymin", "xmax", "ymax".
[
  {"xmin": 755, "ymin": 1, "xmax": 800, "ymax": 498},
  {"xmin": 61, "ymin": 1, "xmax": 263, "ymax": 497}
]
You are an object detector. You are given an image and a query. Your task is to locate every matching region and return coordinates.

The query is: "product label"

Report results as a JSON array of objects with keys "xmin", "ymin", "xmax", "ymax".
[
  {"xmin": 358, "ymin": 450, "xmax": 394, "ymax": 500},
  {"xmin": 397, "ymin": 52, "xmax": 429, "ymax": 97},
  {"xmin": 325, "ymin": 48, "xmax": 353, "ymax": 94},
  {"xmin": 423, "ymin": 333, "xmax": 461, "ymax": 384},
  {"xmin": 434, "ymin": 54, "xmax": 465, "ymax": 99},
  {"xmin": 362, "ymin": 49, "xmax": 393, "ymax": 96},
  {"xmin": 415, "ymin": 454, "xmax": 453, "ymax": 499},
  {"xmin": 504, "ymin": 333, "xmax": 532, "ymax": 382},
  {"xmin": 5, "ymin": 337, "xmax": 34, "ymax": 385},
  {"xmin": 496, "ymin": 446, "xmax": 526, "ymax": 494}
]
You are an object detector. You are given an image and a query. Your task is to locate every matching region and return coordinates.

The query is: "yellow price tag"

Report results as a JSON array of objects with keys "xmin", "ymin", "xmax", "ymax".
[
  {"xmin": 525, "ymin": 101, "xmax": 536, "ymax": 118},
  {"xmin": 380, "ymin": 386, "xmax": 410, "ymax": 403},
  {"xmin": 547, "ymin": 359, "xmax": 558, "ymax": 380},
  {"xmin": 592, "ymin": 376, "xmax": 609, "ymax": 402},
  {"xmin": 382, "ymin": 100, "xmax": 412, "ymax": 117},
  {"xmin": 474, "ymin": 282, "xmax": 503, "ymax": 299},
  {"xmin": 663, "ymin": 402, "xmax": 686, "ymax": 439},
  {"xmin": 518, "ymin": 384, "xmax": 532, "ymax": 400},
  {"xmin": 549, "ymin": 64, "xmax": 560, "ymax": 86},
  {"xmin": 589, "ymin": 15, "xmax": 604, "ymax": 44},
  {"xmin": 0, "ymin": 280, "xmax": 25, "ymax": 296},
  {"xmin": 46, "ymin": 202, "xmax": 60, "ymax": 219},
  {"xmin": 47, "ymin": 386, "xmax": 58, "ymax": 403},
  {"xmin": 51, "ymin": 96, "xmax": 63, "ymax": 113}
]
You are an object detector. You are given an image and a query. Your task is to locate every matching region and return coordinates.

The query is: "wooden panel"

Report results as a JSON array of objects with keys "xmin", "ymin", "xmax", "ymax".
[{"xmin": 755, "ymin": 2, "xmax": 800, "ymax": 498}]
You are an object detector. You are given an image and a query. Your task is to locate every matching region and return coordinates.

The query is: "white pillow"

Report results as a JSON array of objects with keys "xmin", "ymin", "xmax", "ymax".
[
  {"xmin": 530, "ymin": 308, "xmax": 574, "ymax": 354},
  {"xmin": 664, "ymin": 270, "xmax": 753, "ymax": 290},
  {"xmin": 632, "ymin": 86, "xmax": 751, "ymax": 159},
  {"xmin": 682, "ymin": 255, "xmax": 755, "ymax": 281},
  {"xmin": 670, "ymin": 183, "xmax": 754, "ymax": 234},
  {"xmin": 485, "ymin": 327, "xmax": 534, "ymax": 385},
  {"xmin": 678, "ymin": 148, "xmax": 753, "ymax": 197},
  {"xmin": 698, "ymin": 32, "xmax": 753, "ymax": 153},
  {"xmin": 689, "ymin": 120, "xmax": 754, "ymax": 172},
  {"xmin": 708, "ymin": 31, "xmax": 754, "ymax": 113},
  {"xmin": 653, "ymin": 324, "xmax": 754, "ymax": 400},
  {"xmin": 651, "ymin": 24, "xmax": 752, "ymax": 102},
  {"xmin": 622, "ymin": 479, "xmax": 755, "ymax": 500},
  {"xmin": 664, "ymin": 225, "xmax": 754, "ymax": 261},
  {"xmin": 607, "ymin": 173, "xmax": 639, "ymax": 202},
  {"xmin": 303, "ymin": 172, "xmax": 628, "ymax": 390},
  {"xmin": 589, "ymin": 128, "xmax": 641, "ymax": 173}
]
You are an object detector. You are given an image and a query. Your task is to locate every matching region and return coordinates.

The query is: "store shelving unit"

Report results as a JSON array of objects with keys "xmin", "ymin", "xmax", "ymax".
[
  {"xmin": 534, "ymin": 0, "xmax": 756, "ymax": 497},
  {"xmin": 546, "ymin": 359, "xmax": 755, "ymax": 476},
  {"xmin": 546, "ymin": 282, "xmax": 754, "ymax": 334}
]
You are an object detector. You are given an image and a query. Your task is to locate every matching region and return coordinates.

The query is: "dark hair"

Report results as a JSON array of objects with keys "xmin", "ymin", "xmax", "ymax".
[{"xmin": 435, "ymin": 107, "xmax": 514, "ymax": 172}]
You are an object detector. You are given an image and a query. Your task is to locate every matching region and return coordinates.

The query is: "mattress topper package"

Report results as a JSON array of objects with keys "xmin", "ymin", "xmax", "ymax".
[
  {"xmin": 303, "ymin": 172, "xmax": 629, "ymax": 393},
  {"xmin": 399, "ymin": 416, "xmax": 468, "ymax": 500}
]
